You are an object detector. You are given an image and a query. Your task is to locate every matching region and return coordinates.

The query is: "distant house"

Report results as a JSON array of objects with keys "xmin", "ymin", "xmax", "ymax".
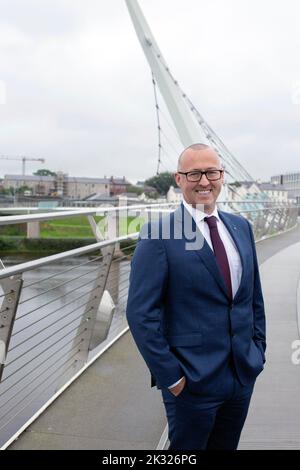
[
  {"xmin": 167, "ymin": 185, "xmax": 182, "ymax": 203},
  {"xmin": 257, "ymin": 182, "xmax": 288, "ymax": 202},
  {"xmin": 63, "ymin": 176, "xmax": 110, "ymax": 199},
  {"xmin": 227, "ymin": 181, "xmax": 263, "ymax": 202},
  {"xmin": 228, "ymin": 180, "xmax": 291, "ymax": 204},
  {"xmin": 109, "ymin": 176, "xmax": 131, "ymax": 196}
]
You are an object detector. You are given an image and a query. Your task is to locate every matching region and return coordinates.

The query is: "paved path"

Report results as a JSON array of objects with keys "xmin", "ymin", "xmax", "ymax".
[
  {"xmin": 239, "ymin": 237, "xmax": 300, "ymax": 448},
  {"xmin": 8, "ymin": 332, "xmax": 166, "ymax": 450}
]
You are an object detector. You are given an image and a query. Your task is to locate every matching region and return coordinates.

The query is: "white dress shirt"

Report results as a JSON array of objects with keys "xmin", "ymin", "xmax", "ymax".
[{"xmin": 168, "ymin": 199, "xmax": 243, "ymax": 390}]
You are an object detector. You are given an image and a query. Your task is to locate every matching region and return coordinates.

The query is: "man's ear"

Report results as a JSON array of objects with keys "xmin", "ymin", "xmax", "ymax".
[
  {"xmin": 221, "ymin": 170, "xmax": 225, "ymax": 184},
  {"xmin": 174, "ymin": 172, "xmax": 181, "ymax": 187}
]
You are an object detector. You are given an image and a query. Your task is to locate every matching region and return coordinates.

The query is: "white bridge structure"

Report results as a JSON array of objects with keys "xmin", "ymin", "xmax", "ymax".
[{"xmin": 0, "ymin": 0, "xmax": 299, "ymax": 450}]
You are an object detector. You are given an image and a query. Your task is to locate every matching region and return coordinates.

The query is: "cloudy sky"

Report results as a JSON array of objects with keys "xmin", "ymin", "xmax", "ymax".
[{"xmin": 0, "ymin": 0, "xmax": 299, "ymax": 183}]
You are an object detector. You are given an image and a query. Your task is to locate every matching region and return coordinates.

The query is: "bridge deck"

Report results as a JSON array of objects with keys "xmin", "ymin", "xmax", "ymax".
[
  {"xmin": 239, "ymin": 223, "xmax": 300, "ymax": 449},
  {"xmin": 8, "ymin": 220, "xmax": 300, "ymax": 450}
]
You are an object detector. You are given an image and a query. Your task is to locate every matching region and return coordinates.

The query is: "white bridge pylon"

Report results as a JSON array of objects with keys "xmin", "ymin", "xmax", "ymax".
[
  {"xmin": 125, "ymin": 0, "xmax": 206, "ymax": 148},
  {"xmin": 125, "ymin": 0, "xmax": 254, "ymax": 184}
]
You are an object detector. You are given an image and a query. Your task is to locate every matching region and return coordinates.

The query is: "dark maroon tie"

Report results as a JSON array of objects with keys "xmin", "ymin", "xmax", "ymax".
[{"xmin": 204, "ymin": 216, "xmax": 233, "ymax": 299}]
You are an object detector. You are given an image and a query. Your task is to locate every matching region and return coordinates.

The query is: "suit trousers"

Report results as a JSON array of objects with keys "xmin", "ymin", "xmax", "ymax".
[{"xmin": 161, "ymin": 357, "xmax": 255, "ymax": 450}]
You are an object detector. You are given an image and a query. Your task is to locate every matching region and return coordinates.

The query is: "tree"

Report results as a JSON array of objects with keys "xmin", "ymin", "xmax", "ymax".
[
  {"xmin": 126, "ymin": 185, "xmax": 144, "ymax": 196},
  {"xmin": 16, "ymin": 185, "xmax": 31, "ymax": 194},
  {"xmin": 0, "ymin": 186, "xmax": 20, "ymax": 196},
  {"xmin": 7, "ymin": 187, "xmax": 15, "ymax": 195},
  {"xmin": 33, "ymin": 169, "xmax": 57, "ymax": 177},
  {"xmin": 144, "ymin": 172, "xmax": 177, "ymax": 195}
]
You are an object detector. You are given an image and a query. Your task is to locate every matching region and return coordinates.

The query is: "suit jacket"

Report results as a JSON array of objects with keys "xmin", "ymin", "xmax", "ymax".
[{"xmin": 126, "ymin": 204, "xmax": 266, "ymax": 394}]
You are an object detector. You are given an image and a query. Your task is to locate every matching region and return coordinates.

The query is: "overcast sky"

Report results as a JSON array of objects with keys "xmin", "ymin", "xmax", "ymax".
[{"xmin": 0, "ymin": 0, "xmax": 299, "ymax": 183}]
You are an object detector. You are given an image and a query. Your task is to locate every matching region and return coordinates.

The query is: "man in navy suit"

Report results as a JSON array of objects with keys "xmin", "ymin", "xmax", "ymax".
[{"xmin": 126, "ymin": 144, "xmax": 266, "ymax": 450}]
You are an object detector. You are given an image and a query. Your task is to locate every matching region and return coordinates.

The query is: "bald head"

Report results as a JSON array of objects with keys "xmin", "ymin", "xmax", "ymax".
[
  {"xmin": 177, "ymin": 143, "xmax": 222, "ymax": 171},
  {"xmin": 175, "ymin": 143, "xmax": 224, "ymax": 213}
]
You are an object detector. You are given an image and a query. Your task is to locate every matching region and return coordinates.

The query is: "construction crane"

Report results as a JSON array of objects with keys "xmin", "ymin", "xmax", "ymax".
[{"xmin": 0, "ymin": 156, "xmax": 45, "ymax": 175}]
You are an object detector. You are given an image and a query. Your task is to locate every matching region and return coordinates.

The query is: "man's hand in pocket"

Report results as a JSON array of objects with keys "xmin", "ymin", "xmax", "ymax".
[{"xmin": 169, "ymin": 376, "xmax": 186, "ymax": 397}]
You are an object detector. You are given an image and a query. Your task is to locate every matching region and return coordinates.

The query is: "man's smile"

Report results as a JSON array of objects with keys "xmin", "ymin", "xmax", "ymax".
[{"xmin": 194, "ymin": 189, "xmax": 213, "ymax": 195}]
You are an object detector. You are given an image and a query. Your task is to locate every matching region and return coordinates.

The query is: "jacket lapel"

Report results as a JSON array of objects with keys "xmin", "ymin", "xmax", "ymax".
[{"xmin": 174, "ymin": 204, "xmax": 229, "ymax": 298}]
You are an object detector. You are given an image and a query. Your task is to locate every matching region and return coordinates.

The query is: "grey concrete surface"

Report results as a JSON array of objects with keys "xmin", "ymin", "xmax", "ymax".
[
  {"xmin": 8, "ymin": 332, "xmax": 166, "ymax": 450},
  {"xmin": 255, "ymin": 220, "xmax": 300, "ymax": 264},
  {"xmin": 239, "ymin": 234, "xmax": 300, "ymax": 448}
]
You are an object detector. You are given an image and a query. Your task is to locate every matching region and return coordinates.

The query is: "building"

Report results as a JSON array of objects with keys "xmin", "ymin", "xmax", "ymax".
[
  {"xmin": 2, "ymin": 174, "xmax": 131, "ymax": 200},
  {"xmin": 257, "ymin": 182, "xmax": 288, "ymax": 203},
  {"xmin": 2, "ymin": 174, "xmax": 55, "ymax": 196},
  {"xmin": 271, "ymin": 172, "xmax": 300, "ymax": 205},
  {"xmin": 64, "ymin": 177, "xmax": 110, "ymax": 199},
  {"xmin": 108, "ymin": 176, "xmax": 131, "ymax": 196},
  {"xmin": 167, "ymin": 185, "xmax": 182, "ymax": 203},
  {"xmin": 227, "ymin": 181, "xmax": 262, "ymax": 201}
]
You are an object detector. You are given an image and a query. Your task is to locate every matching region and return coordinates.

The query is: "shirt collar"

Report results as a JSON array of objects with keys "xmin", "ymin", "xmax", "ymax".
[{"xmin": 182, "ymin": 198, "xmax": 220, "ymax": 222}]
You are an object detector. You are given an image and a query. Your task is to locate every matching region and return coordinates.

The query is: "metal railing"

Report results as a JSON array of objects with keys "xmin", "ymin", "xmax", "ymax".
[
  {"xmin": 219, "ymin": 200, "xmax": 299, "ymax": 241},
  {"xmin": 0, "ymin": 200, "xmax": 298, "ymax": 448},
  {"xmin": 0, "ymin": 232, "xmax": 139, "ymax": 448}
]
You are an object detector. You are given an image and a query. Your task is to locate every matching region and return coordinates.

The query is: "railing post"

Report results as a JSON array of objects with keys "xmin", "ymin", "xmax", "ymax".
[
  {"xmin": 262, "ymin": 209, "xmax": 277, "ymax": 238},
  {"xmin": 280, "ymin": 206, "xmax": 290, "ymax": 231},
  {"xmin": 0, "ymin": 272, "xmax": 23, "ymax": 382},
  {"xmin": 252, "ymin": 211, "xmax": 263, "ymax": 239},
  {"xmin": 73, "ymin": 244, "xmax": 115, "ymax": 366}
]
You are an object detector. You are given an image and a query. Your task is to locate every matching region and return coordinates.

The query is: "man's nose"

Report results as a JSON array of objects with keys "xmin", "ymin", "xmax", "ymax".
[{"xmin": 199, "ymin": 173, "xmax": 210, "ymax": 184}]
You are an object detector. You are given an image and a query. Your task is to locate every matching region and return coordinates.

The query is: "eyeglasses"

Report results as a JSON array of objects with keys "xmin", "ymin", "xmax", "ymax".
[{"xmin": 177, "ymin": 169, "xmax": 224, "ymax": 182}]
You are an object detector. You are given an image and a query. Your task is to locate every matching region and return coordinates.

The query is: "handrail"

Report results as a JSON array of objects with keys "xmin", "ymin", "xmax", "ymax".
[
  {"xmin": 0, "ymin": 233, "xmax": 139, "ymax": 280},
  {"xmin": 0, "ymin": 203, "xmax": 178, "ymax": 225},
  {"xmin": 0, "ymin": 200, "xmax": 296, "ymax": 225},
  {"xmin": 0, "ymin": 203, "xmax": 298, "ymax": 280}
]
